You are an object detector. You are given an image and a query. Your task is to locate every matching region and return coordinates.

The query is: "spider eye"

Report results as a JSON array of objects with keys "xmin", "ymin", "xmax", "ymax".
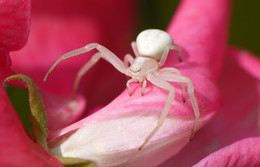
[
  {"xmin": 136, "ymin": 29, "xmax": 173, "ymax": 60},
  {"xmin": 130, "ymin": 66, "xmax": 141, "ymax": 73}
]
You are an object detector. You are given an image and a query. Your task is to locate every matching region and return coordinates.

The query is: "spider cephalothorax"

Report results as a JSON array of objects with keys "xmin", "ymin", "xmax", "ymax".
[{"xmin": 43, "ymin": 29, "xmax": 200, "ymax": 150}]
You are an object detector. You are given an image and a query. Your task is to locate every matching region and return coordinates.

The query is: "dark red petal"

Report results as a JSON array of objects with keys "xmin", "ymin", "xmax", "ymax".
[
  {"xmin": 0, "ymin": 0, "xmax": 30, "ymax": 51},
  {"xmin": 0, "ymin": 48, "xmax": 12, "ymax": 79},
  {"xmin": 0, "ymin": 84, "xmax": 62, "ymax": 166}
]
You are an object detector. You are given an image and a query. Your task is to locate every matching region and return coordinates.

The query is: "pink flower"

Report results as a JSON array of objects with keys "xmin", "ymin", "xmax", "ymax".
[{"xmin": 1, "ymin": 0, "xmax": 259, "ymax": 167}]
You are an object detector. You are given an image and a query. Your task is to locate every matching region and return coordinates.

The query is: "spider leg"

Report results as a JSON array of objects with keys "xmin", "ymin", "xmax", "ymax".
[
  {"xmin": 126, "ymin": 78, "xmax": 137, "ymax": 96},
  {"xmin": 73, "ymin": 52, "xmax": 101, "ymax": 94},
  {"xmin": 139, "ymin": 73, "xmax": 175, "ymax": 150},
  {"xmin": 124, "ymin": 54, "xmax": 135, "ymax": 67},
  {"xmin": 43, "ymin": 43, "xmax": 128, "ymax": 82},
  {"xmin": 157, "ymin": 72, "xmax": 200, "ymax": 141},
  {"xmin": 131, "ymin": 41, "xmax": 140, "ymax": 57},
  {"xmin": 141, "ymin": 79, "xmax": 147, "ymax": 96},
  {"xmin": 159, "ymin": 68, "xmax": 186, "ymax": 102},
  {"xmin": 159, "ymin": 45, "xmax": 182, "ymax": 67}
]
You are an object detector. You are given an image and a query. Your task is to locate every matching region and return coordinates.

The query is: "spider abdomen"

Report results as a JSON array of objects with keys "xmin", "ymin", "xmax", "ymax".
[{"xmin": 136, "ymin": 29, "xmax": 173, "ymax": 60}]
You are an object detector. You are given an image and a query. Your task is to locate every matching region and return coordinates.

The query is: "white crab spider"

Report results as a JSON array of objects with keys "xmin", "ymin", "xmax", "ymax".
[{"xmin": 43, "ymin": 29, "xmax": 200, "ymax": 150}]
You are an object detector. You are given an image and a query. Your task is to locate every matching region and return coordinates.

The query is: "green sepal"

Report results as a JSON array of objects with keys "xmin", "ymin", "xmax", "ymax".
[
  {"xmin": 5, "ymin": 74, "xmax": 48, "ymax": 151},
  {"xmin": 56, "ymin": 157, "xmax": 96, "ymax": 167}
]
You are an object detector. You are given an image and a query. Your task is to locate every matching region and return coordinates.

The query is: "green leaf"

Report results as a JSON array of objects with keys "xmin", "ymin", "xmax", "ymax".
[
  {"xmin": 5, "ymin": 74, "xmax": 48, "ymax": 151},
  {"xmin": 56, "ymin": 157, "xmax": 96, "ymax": 167},
  {"xmin": 5, "ymin": 85, "xmax": 32, "ymax": 132}
]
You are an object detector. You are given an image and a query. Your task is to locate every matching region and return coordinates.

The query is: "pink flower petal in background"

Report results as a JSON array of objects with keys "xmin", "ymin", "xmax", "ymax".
[
  {"xmin": 0, "ymin": 0, "xmax": 30, "ymax": 79},
  {"xmin": 161, "ymin": 48, "xmax": 260, "ymax": 166},
  {"xmin": 48, "ymin": 0, "xmax": 230, "ymax": 166},
  {"xmin": 11, "ymin": 0, "xmax": 136, "ymax": 98},
  {"xmin": 10, "ymin": 0, "xmax": 137, "ymax": 129},
  {"xmin": 9, "ymin": 0, "xmax": 137, "ymax": 129},
  {"xmin": 40, "ymin": 90, "xmax": 86, "ymax": 130},
  {"xmin": 194, "ymin": 137, "xmax": 260, "ymax": 167},
  {"xmin": 0, "ymin": 84, "xmax": 62, "ymax": 167}
]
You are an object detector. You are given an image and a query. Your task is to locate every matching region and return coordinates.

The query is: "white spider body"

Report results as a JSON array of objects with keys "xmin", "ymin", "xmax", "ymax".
[
  {"xmin": 43, "ymin": 29, "xmax": 200, "ymax": 150},
  {"xmin": 136, "ymin": 29, "xmax": 174, "ymax": 60}
]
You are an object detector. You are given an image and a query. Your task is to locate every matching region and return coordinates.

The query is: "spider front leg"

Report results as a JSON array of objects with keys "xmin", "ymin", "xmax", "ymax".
[
  {"xmin": 141, "ymin": 79, "xmax": 147, "ymax": 96},
  {"xmin": 43, "ymin": 43, "xmax": 128, "ymax": 88},
  {"xmin": 73, "ymin": 52, "xmax": 101, "ymax": 93},
  {"xmin": 131, "ymin": 41, "xmax": 140, "ymax": 57},
  {"xmin": 139, "ymin": 73, "xmax": 176, "ymax": 150},
  {"xmin": 126, "ymin": 78, "xmax": 147, "ymax": 96},
  {"xmin": 124, "ymin": 54, "xmax": 135, "ymax": 67},
  {"xmin": 123, "ymin": 41, "xmax": 139, "ymax": 67},
  {"xmin": 157, "ymin": 71, "xmax": 200, "ymax": 141},
  {"xmin": 126, "ymin": 78, "xmax": 137, "ymax": 96}
]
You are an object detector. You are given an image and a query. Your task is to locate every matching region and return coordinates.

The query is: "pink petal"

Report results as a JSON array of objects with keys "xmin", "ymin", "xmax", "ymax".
[
  {"xmin": 160, "ymin": 48, "xmax": 260, "ymax": 166},
  {"xmin": 194, "ymin": 137, "xmax": 260, "ymax": 167},
  {"xmin": 167, "ymin": 0, "xmax": 230, "ymax": 77},
  {"xmin": 0, "ymin": 0, "xmax": 30, "ymax": 51},
  {"xmin": 0, "ymin": 84, "xmax": 62, "ymax": 166},
  {"xmin": 48, "ymin": 0, "xmax": 230, "ymax": 166},
  {"xmin": 49, "ymin": 91, "xmax": 214, "ymax": 166},
  {"xmin": 162, "ymin": 0, "xmax": 231, "ymax": 117},
  {"xmin": 228, "ymin": 48, "xmax": 260, "ymax": 79}
]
